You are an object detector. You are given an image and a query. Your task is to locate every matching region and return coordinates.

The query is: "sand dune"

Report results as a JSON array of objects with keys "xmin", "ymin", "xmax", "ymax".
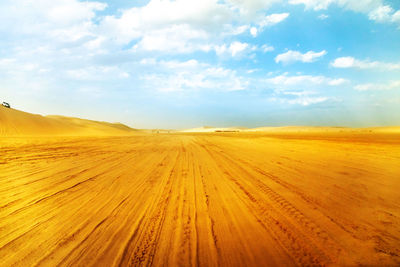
[{"xmin": 0, "ymin": 106, "xmax": 136, "ymax": 136}]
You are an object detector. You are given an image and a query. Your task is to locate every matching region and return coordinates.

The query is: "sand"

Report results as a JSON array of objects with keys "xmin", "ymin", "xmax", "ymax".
[
  {"xmin": 1, "ymin": 108, "xmax": 400, "ymax": 266},
  {"xmin": 0, "ymin": 106, "xmax": 136, "ymax": 136}
]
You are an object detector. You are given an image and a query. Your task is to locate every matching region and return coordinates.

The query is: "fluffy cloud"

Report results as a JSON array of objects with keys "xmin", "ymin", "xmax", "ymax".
[
  {"xmin": 66, "ymin": 66, "xmax": 130, "ymax": 81},
  {"xmin": 261, "ymin": 44, "xmax": 274, "ymax": 52},
  {"xmin": 259, "ymin": 13, "xmax": 290, "ymax": 27},
  {"xmin": 214, "ymin": 42, "xmax": 257, "ymax": 57},
  {"xmin": 266, "ymin": 74, "xmax": 347, "ymax": 87},
  {"xmin": 250, "ymin": 27, "xmax": 258, "ymax": 37},
  {"xmin": 270, "ymin": 91, "xmax": 330, "ymax": 106},
  {"xmin": 393, "ymin": 11, "xmax": 400, "ymax": 24},
  {"xmin": 133, "ymin": 25, "xmax": 211, "ymax": 53},
  {"xmin": 289, "ymin": 0, "xmax": 400, "ymax": 26},
  {"xmin": 368, "ymin": 5, "xmax": 394, "ymax": 22},
  {"xmin": 227, "ymin": 0, "xmax": 283, "ymax": 16},
  {"xmin": 229, "ymin": 42, "xmax": 249, "ymax": 56},
  {"xmin": 289, "ymin": 0, "xmax": 334, "ymax": 10},
  {"xmin": 0, "ymin": 0, "xmax": 106, "ymax": 39},
  {"xmin": 0, "ymin": 0, "xmax": 290, "ymax": 59},
  {"xmin": 140, "ymin": 59, "xmax": 248, "ymax": 92},
  {"xmin": 275, "ymin": 50, "xmax": 327, "ymax": 64},
  {"xmin": 286, "ymin": 96, "xmax": 329, "ymax": 106},
  {"xmin": 318, "ymin": 14, "xmax": 329, "ymax": 20},
  {"xmin": 328, "ymin": 78, "xmax": 348, "ymax": 86},
  {"xmin": 354, "ymin": 80, "xmax": 400, "ymax": 91},
  {"xmin": 98, "ymin": 2, "xmax": 288, "ymax": 54},
  {"xmin": 250, "ymin": 13, "xmax": 289, "ymax": 37},
  {"xmin": 289, "ymin": 0, "xmax": 381, "ymax": 12},
  {"xmin": 331, "ymin": 57, "xmax": 400, "ymax": 70},
  {"xmin": 368, "ymin": 5, "xmax": 400, "ymax": 24}
]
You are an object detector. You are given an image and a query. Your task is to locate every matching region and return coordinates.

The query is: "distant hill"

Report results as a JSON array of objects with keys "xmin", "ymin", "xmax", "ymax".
[
  {"xmin": 181, "ymin": 126, "xmax": 247, "ymax": 133},
  {"xmin": 0, "ymin": 106, "xmax": 137, "ymax": 136},
  {"xmin": 180, "ymin": 125, "xmax": 400, "ymax": 134}
]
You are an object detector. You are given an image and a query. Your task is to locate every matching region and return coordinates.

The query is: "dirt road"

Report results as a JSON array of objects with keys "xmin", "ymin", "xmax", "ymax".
[{"xmin": 1, "ymin": 133, "xmax": 400, "ymax": 266}]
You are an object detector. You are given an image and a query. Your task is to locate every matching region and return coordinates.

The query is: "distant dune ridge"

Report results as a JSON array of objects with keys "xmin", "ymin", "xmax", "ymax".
[
  {"xmin": 180, "ymin": 125, "xmax": 400, "ymax": 134},
  {"xmin": 1, "ymin": 106, "xmax": 399, "ymax": 136},
  {"xmin": 0, "ymin": 106, "xmax": 137, "ymax": 136},
  {"xmin": 181, "ymin": 126, "xmax": 246, "ymax": 133}
]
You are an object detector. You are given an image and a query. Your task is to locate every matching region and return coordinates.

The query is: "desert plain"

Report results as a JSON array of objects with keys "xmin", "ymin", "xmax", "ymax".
[{"xmin": 1, "ymin": 106, "xmax": 400, "ymax": 266}]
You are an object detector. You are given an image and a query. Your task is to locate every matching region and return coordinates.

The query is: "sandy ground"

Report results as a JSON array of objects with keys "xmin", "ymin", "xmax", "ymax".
[
  {"xmin": 0, "ymin": 106, "xmax": 136, "ymax": 136},
  {"xmin": 1, "ymin": 132, "xmax": 400, "ymax": 266}
]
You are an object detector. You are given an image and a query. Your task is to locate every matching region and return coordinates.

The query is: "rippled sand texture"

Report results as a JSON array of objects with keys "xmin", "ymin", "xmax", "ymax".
[{"xmin": 1, "ymin": 133, "xmax": 400, "ymax": 266}]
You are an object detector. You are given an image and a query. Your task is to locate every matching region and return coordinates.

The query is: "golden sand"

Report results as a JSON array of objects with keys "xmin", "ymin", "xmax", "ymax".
[
  {"xmin": 1, "ymin": 107, "xmax": 400, "ymax": 266},
  {"xmin": 0, "ymin": 106, "xmax": 136, "ymax": 136}
]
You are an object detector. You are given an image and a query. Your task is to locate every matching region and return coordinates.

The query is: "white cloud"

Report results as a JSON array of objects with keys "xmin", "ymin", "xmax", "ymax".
[
  {"xmin": 214, "ymin": 41, "xmax": 255, "ymax": 57},
  {"xmin": 331, "ymin": 57, "xmax": 355, "ymax": 68},
  {"xmin": 250, "ymin": 27, "xmax": 258, "ymax": 37},
  {"xmin": 267, "ymin": 74, "xmax": 324, "ymax": 85},
  {"xmin": 0, "ymin": 0, "xmax": 106, "ymax": 38},
  {"xmin": 261, "ymin": 44, "xmax": 274, "ymax": 52},
  {"xmin": 214, "ymin": 44, "xmax": 228, "ymax": 56},
  {"xmin": 232, "ymin": 25, "xmax": 250, "ymax": 35},
  {"xmin": 227, "ymin": 0, "xmax": 283, "ymax": 17},
  {"xmin": 368, "ymin": 5, "xmax": 400, "ymax": 25},
  {"xmin": 251, "ymin": 13, "xmax": 289, "ymax": 36},
  {"xmin": 318, "ymin": 14, "xmax": 329, "ymax": 20},
  {"xmin": 393, "ymin": 11, "xmax": 400, "ymax": 24},
  {"xmin": 368, "ymin": 5, "xmax": 393, "ymax": 22},
  {"xmin": 66, "ymin": 66, "xmax": 130, "ymax": 81},
  {"xmin": 354, "ymin": 80, "xmax": 400, "ymax": 91},
  {"xmin": 46, "ymin": 1, "xmax": 107, "ymax": 25},
  {"xmin": 0, "ymin": 0, "xmax": 289, "ymax": 71},
  {"xmin": 275, "ymin": 50, "xmax": 327, "ymax": 64},
  {"xmin": 271, "ymin": 90, "xmax": 330, "ymax": 105},
  {"xmin": 259, "ymin": 13, "xmax": 290, "ymax": 27},
  {"xmin": 289, "ymin": 0, "xmax": 328, "ymax": 10},
  {"xmin": 98, "ymin": 2, "xmax": 288, "ymax": 54},
  {"xmin": 289, "ymin": 0, "xmax": 380, "ymax": 12},
  {"xmin": 289, "ymin": 0, "xmax": 400, "ymax": 27},
  {"xmin": 140, "ymin": 60, "xmax": 248, "ymax": 92},
  {"xmin": 331, "ymin": 57, "xmax": 400, "ymax": 70},
  {"xmin": 229, "ymin": 41, "xmax": 249, "ymax": 56},
  {"xmin": 266, "ymin": 74, "xmax": 347, "ymax": 87},
  {"xmin": 0, "ymin": 58, "xmax": 17, "ymax": 67},
  {"xmin": 287, "ymin": 96, "xmax": 328, "ymax": 106},
  {"xmin": 105, "ymin": 0, "xmax": 230, "ymax": 30},
  {"xmin": 134, "ymin": 24, "xmax": 210, "ymax": 53},
  {"xmin": 328, "ymin": 78, "xmax": 348, "ymax": 86}
]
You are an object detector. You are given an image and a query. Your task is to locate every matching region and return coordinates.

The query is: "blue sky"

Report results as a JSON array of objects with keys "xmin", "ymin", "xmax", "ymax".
[{"xmin": 0, "ymin": 0, "xmax": 399, "ymax": 129}]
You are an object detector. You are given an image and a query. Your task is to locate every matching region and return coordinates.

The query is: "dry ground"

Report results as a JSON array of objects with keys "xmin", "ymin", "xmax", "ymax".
[{"xmin": 1, "ymin": 132, "xmax": 400, "ymax": 266}]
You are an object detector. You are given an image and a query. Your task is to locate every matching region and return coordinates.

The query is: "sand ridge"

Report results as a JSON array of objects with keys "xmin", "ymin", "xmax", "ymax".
[{"xmin": 0, "ymin": 106, "xmax": 136, "ymax": 136}]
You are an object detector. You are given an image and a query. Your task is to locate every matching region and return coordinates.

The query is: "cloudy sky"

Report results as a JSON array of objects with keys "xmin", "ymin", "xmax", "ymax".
[{"xmin": 1, "ymin": 0, "xmax": 399, "ymax": 128}]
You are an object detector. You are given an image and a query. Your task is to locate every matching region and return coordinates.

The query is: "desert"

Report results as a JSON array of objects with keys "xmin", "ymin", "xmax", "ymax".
[
  {"xmin": 1, "ymin": 106, "xmax": 399, "ymax": 266},
  {"xmin": 2, "ymin": 0, "xmax": 400, "ymax": 265}
]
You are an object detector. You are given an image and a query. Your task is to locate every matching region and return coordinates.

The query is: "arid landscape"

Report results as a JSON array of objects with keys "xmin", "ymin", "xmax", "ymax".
[
  {"xmin": 2, "ymin": 0, "xmax": 400, "ymax": 265},
  {"xmin": 1, "ymin": 106, "xmax": 400, "ymax": 266}
]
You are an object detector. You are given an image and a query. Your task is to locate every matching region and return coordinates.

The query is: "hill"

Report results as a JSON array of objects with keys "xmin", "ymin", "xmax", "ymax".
[{"xmin": 0, "ymin": 106, "xmax": 136, "ymax": 136}]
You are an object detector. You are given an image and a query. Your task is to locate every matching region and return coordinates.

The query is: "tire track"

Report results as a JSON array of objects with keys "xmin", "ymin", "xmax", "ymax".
[{"xmin": 199, "ymin": 141, "xmax": 342, "ymax": 266}]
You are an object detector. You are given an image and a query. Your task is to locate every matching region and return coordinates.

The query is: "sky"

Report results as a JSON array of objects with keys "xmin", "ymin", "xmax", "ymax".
[{"xmin": 0, "ymin": 0, "xmax": 399, "ymax": 129}]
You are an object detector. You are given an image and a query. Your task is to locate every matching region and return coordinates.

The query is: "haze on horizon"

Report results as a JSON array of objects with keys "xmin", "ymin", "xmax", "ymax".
[{"xmin": 1, "ymin": 0, "xmax": 400, "ymax": 129}]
